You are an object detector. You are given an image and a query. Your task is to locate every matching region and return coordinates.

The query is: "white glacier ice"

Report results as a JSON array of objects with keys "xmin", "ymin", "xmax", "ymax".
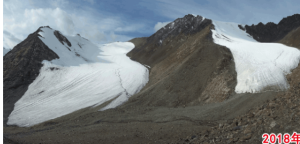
[
  {"xmin": 7, "ymin": 27, "xmax": 149, "ymax": 127},
  {"xmin": 212, "ymin": 21, "xmax": 300, "ymax": 93}
]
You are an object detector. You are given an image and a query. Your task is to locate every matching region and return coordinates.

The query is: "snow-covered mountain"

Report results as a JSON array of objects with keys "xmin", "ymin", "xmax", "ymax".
[
  {"xmin": 3, "ymin": 14, "xmax": 300, "ymax": 143},
  {"xmin": 5, "ymin": 26, "xmax": 148, "ymax": 127},
  {"xmin": 3, "ymin": 14, "xmax": 300, "ymax": 130},
  {"xmin": 212, "ymin": 21, "xmax": 300, "ymax": 93}
]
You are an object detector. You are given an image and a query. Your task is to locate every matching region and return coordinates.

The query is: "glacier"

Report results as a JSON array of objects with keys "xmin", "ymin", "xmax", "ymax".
[
  {"xmin": 212, "ymin": 21, "xmax": 300, "ymax": 93},
  {"xmin": 7, "ymin": 27, "xmax": 149, "ymax": 127}
]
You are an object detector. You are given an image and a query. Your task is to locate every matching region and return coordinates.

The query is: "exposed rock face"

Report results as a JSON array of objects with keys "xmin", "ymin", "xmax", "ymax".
[
  {"xmin": 128, "ymin": 14, "xmax": 211, "ymax": 66},
  {"xmin": 279, "ymin": 26, "xmax": 300, "ymax": 49},
  {"xmin": 54, "ymin": 30, "xmax": 72, "ymax": 47},
  {"xmin": 149, "ymin": 14, "xmax": 210, "ymax": 43},
  {"xmin": 126, "ymin": 15, "xmax": 237, "ymax": 107},
  {"xmin": 3, "ymin": 26, "xmax": 59, "ymax": 125},
  {"xmin": 128, "ymin": 37, "xmax": 147, "ymax": 48},
  {"xmin": 242, "ymin": 14, "xmax": 300, "ymax": 42}
]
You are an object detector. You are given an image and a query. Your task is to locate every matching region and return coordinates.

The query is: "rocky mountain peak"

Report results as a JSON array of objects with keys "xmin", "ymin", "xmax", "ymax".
[
  {"xmin": 3, "ymin": 26, "xmax": 59, "ymax": 125},
  {"xmin": 242, "ymin": 14, "xmax": 300, "ymax": 42},
  {"xmin": 148, "ymin": 14, "xmax": 211, "ymax": 46}
]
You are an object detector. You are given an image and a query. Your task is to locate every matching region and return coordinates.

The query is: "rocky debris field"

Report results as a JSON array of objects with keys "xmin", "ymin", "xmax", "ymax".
[{"xmin": 181, "ymin": 53, "xmax": 300, "ymax": 144}]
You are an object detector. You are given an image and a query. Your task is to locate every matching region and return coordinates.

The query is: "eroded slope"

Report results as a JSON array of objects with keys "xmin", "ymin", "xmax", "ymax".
[{"xmin": 127, "ymin": 14, "xmax": 237, "ymax": 107}]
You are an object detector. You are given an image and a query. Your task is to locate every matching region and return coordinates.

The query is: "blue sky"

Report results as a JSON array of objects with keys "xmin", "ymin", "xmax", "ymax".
[{"xmin": 3, "ymin": 0, "xmax": 300, "ymax": 49}]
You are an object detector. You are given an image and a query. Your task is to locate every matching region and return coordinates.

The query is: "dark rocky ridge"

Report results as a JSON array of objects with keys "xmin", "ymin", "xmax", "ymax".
[
  {"xmin": 3, "ymin": 26, "xmax": 59, "ymax": 125},
  {"xmin": 54, "ymin": 30, "xmax": 72, "ymax": 47},
  {"xmin": 150, "ymin": 14, "xmax": 210, "ymax": 44},
  {"xmin": 241, "ymin": 14, "xmax": 300, "ymax": 42},
  {"xmin": 127, "ymin": 14, "xmax": 211, "ymax": 66}
]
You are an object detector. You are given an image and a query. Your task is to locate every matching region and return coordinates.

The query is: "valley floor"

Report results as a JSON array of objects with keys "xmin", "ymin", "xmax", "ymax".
[{"xmin": 4, "ymin": 91, "xmax": 278, "ymax": 143}]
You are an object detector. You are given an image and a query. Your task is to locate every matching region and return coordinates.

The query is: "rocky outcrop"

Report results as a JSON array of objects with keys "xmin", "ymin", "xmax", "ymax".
[
  {"xmin": 3, "ymin": 26, "xmax": 59, "ymax": 125},
  {"xmin": 126, "ymin": 15, "xmax": 237, "ymax": 107},
  {"xmin": 241, "ymin": 14, "xmax": 300, "ymax": 42},
  {"xmin": 279, "ymin": 26, "xmax": 300, "ymax": 49},
  {"xmin": 127, "ymin": 14, "xmax": 211, "ymax": 66},
  {"xmin": 148, "ymin": 14, "xmax": 210, "ymax": 45},
  {"xmin": 128, "ymin": 37, "xmax": 147, "ymax": 48},
  {"xmin": 54, "ymin": 30, "xmax": 72, "ymax": 47}
]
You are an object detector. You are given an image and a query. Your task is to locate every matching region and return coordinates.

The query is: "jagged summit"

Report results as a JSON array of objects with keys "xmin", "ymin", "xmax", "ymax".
[
  {"xmin": 127, "ymin": 14, "xmax": 213, "ymax": 67},
  {"xmin": 150, "ymin": 14, "xmax": 210, "ymax": 46},
  {"xmin": 241, "ymin": 14, "xmax": 300, "ymax": 42}
]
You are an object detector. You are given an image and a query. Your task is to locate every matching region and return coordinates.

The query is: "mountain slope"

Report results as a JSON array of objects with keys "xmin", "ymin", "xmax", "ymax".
[
  {"xmin": 3, "ymin": 47, "xmax": 11, "ymax": 56},
  {"xmin": 3, "ymin": 14, "xmax": 300, "ymax": 144},
  {"xmin": 4, "ymin": 27, "xmax": 149, "ymax": 127},
  {"xmin": 213, "ymin": 21, "xmax": 300, "ymax": 93},
  {"xmin": 126, "ymin": 14, "xmax": 237, "ymax": 107},
  {"xmin": 191, "ymin": 26, "xmax": 300, "ymax": 144},
  {"xmin": 279, "ymin": 26, "xmax": 300, "ymax": 49},
  {"xmin": 128, "ymin": 14, "xmax": 211, "ymax": 66},
  {"xmin": 3, "ymin": 26, "xmax": 59, "ymax": 125}
]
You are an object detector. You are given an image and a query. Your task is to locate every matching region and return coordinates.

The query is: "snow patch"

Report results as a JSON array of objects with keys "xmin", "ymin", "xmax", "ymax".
[
  {"xmin": 170, "ymin": 22, "xmax": 175, "ymax": 29},
  {"xmin": 212, "ymin": 21, "xmax": 300, "ymax": 93},
  {"xmin": 144, "ymin": 65, "xmax": 151, "ymax": 68},
  {"xmin": 192, "ymin": 14, "xmax": 198, "ymax": 17},
  {"xmin": 154, "ymin": 21, "xmax": 171, "ymax": 32},
  {"xmin": 38, "ymin": 28, "xmax": 102, "ymax": 66}
]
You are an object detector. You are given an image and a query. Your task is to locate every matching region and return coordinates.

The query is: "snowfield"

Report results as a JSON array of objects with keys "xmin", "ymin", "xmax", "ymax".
[
  {"xmin": 212, "ymin": 21, "xmax": 300, "ymax": 93},
  {"xmin": 7, "ymin": 28, "xmax": 149, "ymax": 127}
]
